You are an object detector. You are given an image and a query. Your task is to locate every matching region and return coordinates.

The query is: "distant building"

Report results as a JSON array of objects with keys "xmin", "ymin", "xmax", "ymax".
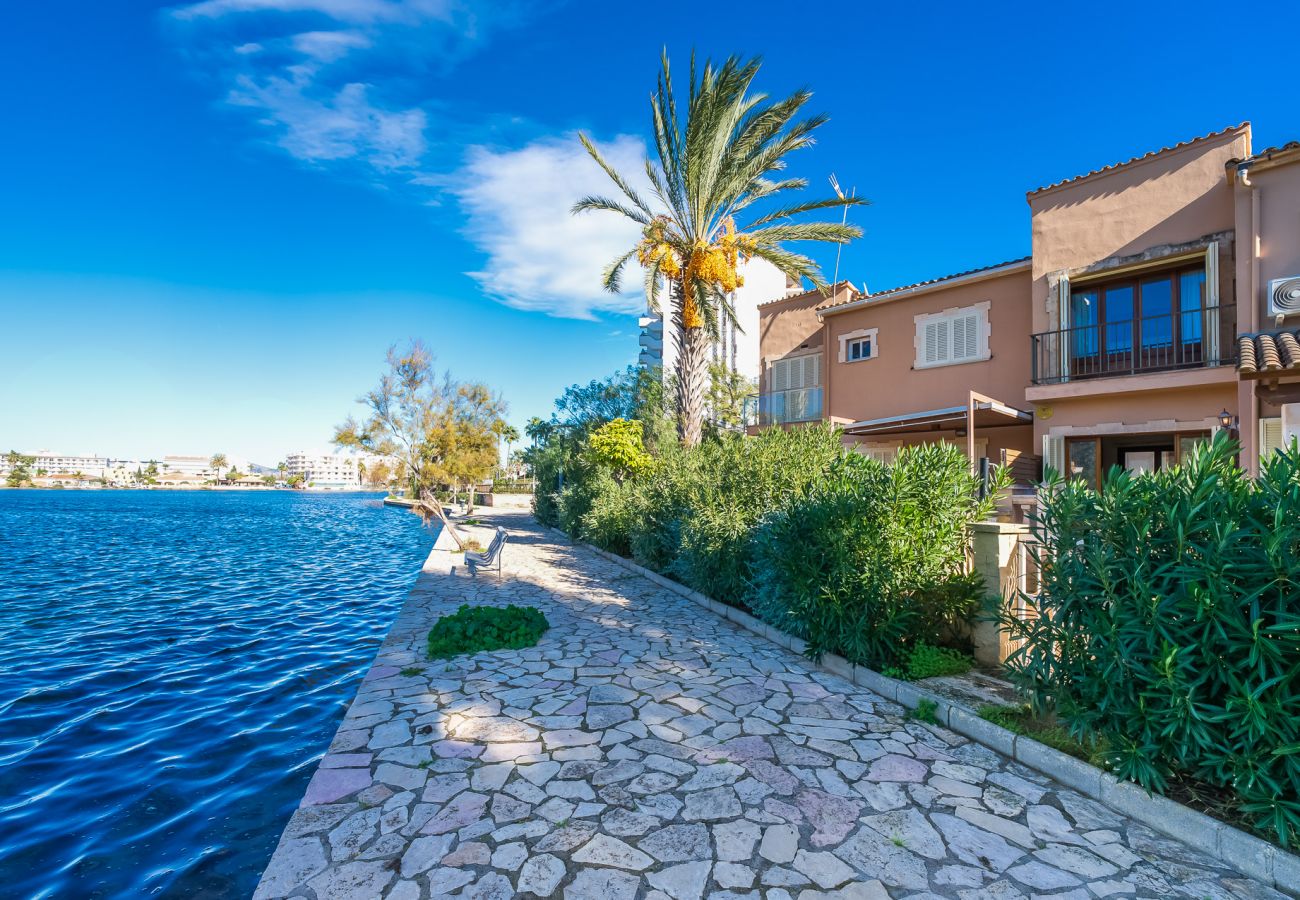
[
  {"xmin": 284, "ymin": 451, "xmax": 360, "ymax": 490},
  {"xmin": 162, "ymin": 455, "xmax": 216, "ymax": 478},
  {"xmin": 0, "ymin": 450, "xmax": 108, "ymax": 477}
]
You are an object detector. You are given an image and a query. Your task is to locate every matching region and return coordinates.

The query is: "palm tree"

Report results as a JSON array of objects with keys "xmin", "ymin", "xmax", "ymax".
[
  {"xmin": 210, "ymin": 453, "xmax": 228, "ymax": 484},
  {"xmin": 500, "ymin": 424, "xmax": 520, "ymax": 478},
  {"xmin": 575, "ymin": 52, "xmax": 862, "ymax": 445}
]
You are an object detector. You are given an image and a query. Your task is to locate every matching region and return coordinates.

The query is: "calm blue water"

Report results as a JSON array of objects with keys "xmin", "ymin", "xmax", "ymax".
[{"xmin": 0, "ymin": 490, "xmax": 434, "ymax": 899}]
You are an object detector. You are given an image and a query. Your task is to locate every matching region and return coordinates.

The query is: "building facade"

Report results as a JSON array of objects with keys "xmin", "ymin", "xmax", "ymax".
[
  {"xmin": 284, "ymin": 451, "xmax": 360, "ymax": 490},
  {"xmin": 0, "ymin": 451, "xmax": 108, "ymax": 477},
  {"xmin": 753, "ymin": 122, "xmax": 1300, "ymax": 490},
  {"xmin": 638, "ymin": 257, "xmax": 800, "ymax": 424}
]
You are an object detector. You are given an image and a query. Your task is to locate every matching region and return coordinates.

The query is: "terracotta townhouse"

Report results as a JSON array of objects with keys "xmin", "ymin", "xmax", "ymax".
[{"xmin": 752, "ymin": 122, "xmax": 1300, "ymax": 496}]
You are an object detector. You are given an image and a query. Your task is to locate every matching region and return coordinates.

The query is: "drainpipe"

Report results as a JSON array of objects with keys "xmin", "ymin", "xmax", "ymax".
[{"xmin": 1237, "ymin": 162, "xmax": 1260, "ymax": 476}]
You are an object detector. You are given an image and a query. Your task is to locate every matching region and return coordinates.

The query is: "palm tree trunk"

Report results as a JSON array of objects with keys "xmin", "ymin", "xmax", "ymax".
[{"xmin": 676, "ymin": 321, "xmax": 709, "ymax": 446}]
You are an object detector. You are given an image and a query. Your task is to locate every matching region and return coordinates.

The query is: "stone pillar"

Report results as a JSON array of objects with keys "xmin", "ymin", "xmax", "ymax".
[{"xmin": 970, "ymin": 520, "xmax": 1031, "ymax": 668}]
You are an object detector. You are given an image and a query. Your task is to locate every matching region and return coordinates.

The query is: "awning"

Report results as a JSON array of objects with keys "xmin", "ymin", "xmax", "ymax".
[{"xmin": 843, "ymin": 396, "xmax": 1032, "ymax": 436}]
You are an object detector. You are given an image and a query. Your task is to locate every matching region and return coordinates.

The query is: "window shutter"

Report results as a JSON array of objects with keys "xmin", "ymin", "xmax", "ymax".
[
  {"xmin": 924, "ymin": 320, "xmax": 950, "ymax": 364},
  {"xmin": 1042, "ymin": 435, "xmax": 1065, "ymax": 479},
  {"xmin": 808, "ymin": 354, "xmax": 821, "ymax": 387},
  {"xmin": 953, "ymin": 313, "xmax": 979, "ymax": 360},
  {"xmin": 770, "ymin": 359, "xmax": 789, "ymax": 392},
  {"xmin": 1260, "ymin": 417, "xmax": 1284, "ymax": 460}
]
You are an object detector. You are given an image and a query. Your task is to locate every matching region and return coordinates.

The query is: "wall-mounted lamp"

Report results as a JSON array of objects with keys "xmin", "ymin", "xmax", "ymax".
[{"xmin": 1218, "ymin": 409, "xmax": 1239, "ymax": 434}]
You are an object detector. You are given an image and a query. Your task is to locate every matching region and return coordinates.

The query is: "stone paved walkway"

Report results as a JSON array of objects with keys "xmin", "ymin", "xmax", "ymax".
[{"xmin": 255, "ymin": 510, "xmax": 1283, "ymax": 900}]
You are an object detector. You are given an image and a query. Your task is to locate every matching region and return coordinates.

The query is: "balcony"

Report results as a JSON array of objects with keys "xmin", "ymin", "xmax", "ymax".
[
  {"xmin": 1031, "ymin": 305, "xmax": 1235, "ymax": 386},
  {"xmin": 744, "ymin": 387, "xmax": 824, "ymax": 426}
]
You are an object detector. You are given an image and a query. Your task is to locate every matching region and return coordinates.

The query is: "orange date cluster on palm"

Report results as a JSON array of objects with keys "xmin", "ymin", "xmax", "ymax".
[{"xmin": 637, "ymin": 217, "xmax": 756, "ymax": 328}]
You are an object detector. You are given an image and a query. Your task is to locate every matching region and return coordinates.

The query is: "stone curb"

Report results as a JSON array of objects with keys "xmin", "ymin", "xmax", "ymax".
[{"xmin": 545, "ymin": 525, "xmax": 1300, "ymax": 898}]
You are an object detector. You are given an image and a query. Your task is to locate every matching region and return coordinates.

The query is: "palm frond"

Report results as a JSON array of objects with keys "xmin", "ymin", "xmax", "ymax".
[
  {"xmin": 602, "ymin": 246, "xmax": 641, "ymax": 294},
  {"xmin": 745, "ymin": 196, "xmax": 868, "ymax": 228},
  {"xmin": 748, "ymin": 222, "xmax": 863, "ymax": 245},
  {"xmin": 577, "ymin": 132, "xmax": 655, "ymax": 218},
  {"xmin": 572, "ymin": 195, "xmax": 652, "ymax": 225}
]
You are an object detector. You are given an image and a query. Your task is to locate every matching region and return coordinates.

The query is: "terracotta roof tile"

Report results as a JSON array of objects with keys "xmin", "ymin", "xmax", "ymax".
[
  {"xmin": 816, "ymin": 257, "xmax": 1030, "ymax": 313},
  {"xmin": 1028, "ymin": 123, "xmax": 1249, "ymax": 198},
  {"xmin": 1238, "ymin": 328, "xmax": 1300, "ymax": 376},
  {"xmin": 1236, "ymin": 140, "xmax": 1300, "ymax": 166}
]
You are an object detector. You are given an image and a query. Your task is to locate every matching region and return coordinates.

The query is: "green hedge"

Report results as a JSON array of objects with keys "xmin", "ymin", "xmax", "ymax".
[
  {"xmin": 750, "ymin": 445, "xmax": 1001, "ymax": 670},
  {"xmin": 1000, "ymin": 433, "xmax": 1300, "ymax": 847},
  {"xmin": 536, "ymin": 427, "xmax": 994, "ymax": 671}
]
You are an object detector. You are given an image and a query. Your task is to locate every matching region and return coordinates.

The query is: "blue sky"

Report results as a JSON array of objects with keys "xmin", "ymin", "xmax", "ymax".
[{"xmin": 2, "ymin": 0, "xmax": 1297, "ymax": 464}]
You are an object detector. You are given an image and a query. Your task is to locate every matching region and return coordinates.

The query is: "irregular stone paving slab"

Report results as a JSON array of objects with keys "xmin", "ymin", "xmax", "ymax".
[{"xmin": 256, "ymin": 511, "xmax": 1283, "ymax": 900}]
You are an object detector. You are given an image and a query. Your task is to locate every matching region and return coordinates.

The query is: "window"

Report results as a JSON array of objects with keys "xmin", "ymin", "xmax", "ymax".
[
  {"xmin": 1067, "ymin": 263, "xmax": 1207, "ymax": 374},
  {"xmin": 770, "ymin": 353, "xmax": 820, "ymax": 391},
  {"xmin": 914, "ymin": 302, "xmax": 990, "ymax": 368},
  {"xmin": 838, "ymin": 328, "xmax": 878, "ymax": 363}
]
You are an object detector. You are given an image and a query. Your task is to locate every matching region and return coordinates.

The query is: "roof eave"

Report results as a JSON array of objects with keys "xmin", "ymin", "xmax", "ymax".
[{"xmin": 818, "ymin": 259, "xmax": 1031, "ymax": 319}]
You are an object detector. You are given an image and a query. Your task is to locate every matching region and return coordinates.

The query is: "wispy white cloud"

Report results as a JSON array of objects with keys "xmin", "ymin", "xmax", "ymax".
[
  {"xmin": 173, "ymin": 0, "xmax": 452, "ymax": 25},
  {"xmin": 170, "ymin": 0, "xmax": 658, "ymax": 321},
  {"xmin": 167, "ymin": 0, "xmax": 510, "ymax": 180},
  {"xmin": 454, "ymin": 133, "xmax": 654, "ymax": 320}
]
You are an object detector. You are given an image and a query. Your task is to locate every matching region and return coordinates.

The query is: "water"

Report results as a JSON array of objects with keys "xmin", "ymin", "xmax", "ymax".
[{"xmin": 0, "ymin": 490, "xmax": 434, "ymax": 899}]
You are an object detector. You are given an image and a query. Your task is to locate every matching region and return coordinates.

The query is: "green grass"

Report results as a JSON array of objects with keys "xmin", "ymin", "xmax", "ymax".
[
  {"xmin": 426, "ymin": 604, "xmax": 549, "ymax": 660},
  {"xmin": 883, "ymin": 642, "xmax": 973, "ymax": 682},
  {"xmin": 399, "ymin": 666, "xmax": 423, "ymax": 677},
  {"xmin": 908, "ymin": 698, "xmax": 940, "ymax": 725},
  {"xmin": 978, "ymin": 703, "xmax": 1109, "ymax": 766}
]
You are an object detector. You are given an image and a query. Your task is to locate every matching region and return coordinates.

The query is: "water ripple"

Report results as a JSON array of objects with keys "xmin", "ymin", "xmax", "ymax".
[{"xmin": 0, "ymin": 489, "xmax": 433, "ymax": 899}]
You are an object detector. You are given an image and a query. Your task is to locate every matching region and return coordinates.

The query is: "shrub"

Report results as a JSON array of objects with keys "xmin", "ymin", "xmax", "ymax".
[
  {"xmin": 884, "ymin": 641, "xmax": 974, "ymax": 681},
  {"xmin": 579, "ymin": 473, "xmax": 641, "ymax": 557},
  {"xmin": 1000, "ymin": 432, "xmax": 1300, "ymax": 847},
  {"xmin": 427, "ymin": 604, "xmax": 549, "ymax": 659},
  {"xmin": 670, "ymin": 426, "xmax": 846, "ymax": 606},
  {"xmin": 750, "ymin": 443, "xmax": 1003, "ymax": 671},
  {"xmin": 585, "ymin": 418, "xmax": 653, "ymax": 479}
]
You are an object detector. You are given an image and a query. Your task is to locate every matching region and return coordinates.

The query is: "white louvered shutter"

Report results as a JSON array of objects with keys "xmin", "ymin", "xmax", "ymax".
[
  {"xmin": 770, "ymin": 359, "xmax": 789, "ymax": 392},
  {"xmin": 953, "ymin": 312, "xmax": 980, "ymax": 361},
  {"xmin": 1260, "ymin": 418, "xmax": 1284, "ymax": 460},
  {"xmin": 1042, "ymin": 435, "xmax": 1065, "ymax": 479}
]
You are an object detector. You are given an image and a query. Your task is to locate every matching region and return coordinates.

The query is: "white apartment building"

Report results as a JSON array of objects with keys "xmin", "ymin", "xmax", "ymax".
[
  {"xmin": 0, "ymin": 450, "xmax": 108, "ymax": 476},
  {"xmin": 162, "ymin": 455, "xmax": 216, "ymax": 478},
  {"xmin": 638, "ymin": 256, "xmax": 799, "ymax": 385},
  {"xmin": 284, "ymin": 451, "xmax": 360, "ymax": 490}
]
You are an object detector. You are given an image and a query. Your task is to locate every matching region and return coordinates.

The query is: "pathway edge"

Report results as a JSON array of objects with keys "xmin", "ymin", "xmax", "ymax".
[{"xmin": 548, "ymin": 525, "xmax": 1300, "ymax": 897}]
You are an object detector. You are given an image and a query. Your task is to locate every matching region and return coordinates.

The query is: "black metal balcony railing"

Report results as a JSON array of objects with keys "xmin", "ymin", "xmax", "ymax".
[
  {"xmin": 1031, "ymin": 305, "xmax": 1235, "ymax": 385},
  {"xmin": 743, "ymin": 387, "xmax": 824, "ymax": 426}
]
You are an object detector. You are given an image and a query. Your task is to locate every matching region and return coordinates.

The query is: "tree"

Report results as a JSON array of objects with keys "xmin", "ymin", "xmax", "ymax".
[
  {"xmin": 706, "ymin": 362, "xmax": 754, "ymax": 433},
  {"xmin": 210, "ymin": 453, "xmax": 228, "ymax": 484},
  {"xmin": 333, "ymin": 341, "xmax": 507, "ymax": 505},
  {"xmin": 227, "ymin": 467, "xmax": 241, "ymax": 482},
  {"xmin": 366, "ymin": 460, "xmax": 393, "ymax": 489},
  {"xmin": 261, "ymin": 474, "xmax": 276, "ymax": 486},
  {"xmin": 499, "ymin": 424, "xmax": 520, "ymax": 477},
  {"xmin": 585, "ymin": 418, "xmax": 653, "ymax": 482},
  {"xmin": 276, "ymin": 461, "xmax": 288, "ymax": 482},
  {"xmin": 575, "ymin": 52, "xmax": 862, "ymax": 446},
  {"xmin": 4, "ymin": 451, "xmax": 35, "ymax": 487}
]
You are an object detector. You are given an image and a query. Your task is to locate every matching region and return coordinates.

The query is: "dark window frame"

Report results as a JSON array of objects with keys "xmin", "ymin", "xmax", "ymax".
[{"xmin": 1069, "ymin": 262, "xmax": 1207, "ymax": 370}]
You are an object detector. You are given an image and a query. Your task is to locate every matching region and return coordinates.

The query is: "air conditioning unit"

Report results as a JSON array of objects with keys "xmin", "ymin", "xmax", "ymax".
[{"xmin": 1267, "ymin": 275, "xmax": 1300, "ymax": 318}]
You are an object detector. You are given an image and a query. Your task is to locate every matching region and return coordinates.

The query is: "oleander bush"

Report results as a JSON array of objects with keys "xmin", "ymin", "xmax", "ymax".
[
  {"xmin": 427, "ymin": 604, "xmax": 550, "ymax": 659},
  {"xmin": 750, "ymin": 445, "xmax": 1004, "ymax": 671},
  {"xmin": 1000, "ymin": 432, "xmax": 1300, "ymax": 847},
  {"xmin": 665, "ymin": 426, "xmax": 845, "ymax": 606}
]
